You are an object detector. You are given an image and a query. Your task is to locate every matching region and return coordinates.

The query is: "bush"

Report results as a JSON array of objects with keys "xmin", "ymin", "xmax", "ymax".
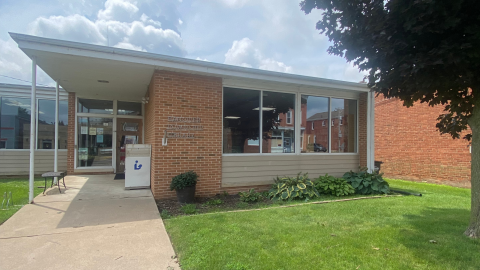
[
  {"xmin": 343, "ymin": 168, "xmax": 390, "ymax": 195},
  {"xmin": 205, "ymin": 199, "xmax": 223, "ymax": 206},
  {"xmin": 239, "ymin": 189, "xmax": 263, "ymax": 203},
  {"xmin": 314, "ymin": 174, "xmax": 355, "ymax": 196},
  {"xmin": 180, "ymin": 204, "xmax": 197, "ymax": 214},
  {"xmin": 268, "ymin": 172, "xmax": 320, "ymax": 201},
  {"xmin": 170, "ymin": 171, "xmax": 198, "ymax": 191}
]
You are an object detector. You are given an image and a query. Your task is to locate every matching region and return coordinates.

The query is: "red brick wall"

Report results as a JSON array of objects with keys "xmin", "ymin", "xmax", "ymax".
[
  {"xmin": 375, "ymin": 95, "xmax": 471, "ymax": 187},
  {"xmin": 67, "ymin": 92, "xmax": 75, "ymax": 175},
  {"xmin": 145, "ymin": 70, "xmax": 223, "ymax": 199},
  {"xmin": 359, "ymin": 92, "xmax": 368, "ymax": 167}
]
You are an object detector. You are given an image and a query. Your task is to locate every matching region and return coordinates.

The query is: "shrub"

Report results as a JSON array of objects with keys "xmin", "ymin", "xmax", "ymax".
[
  {"xmin": 343, "ymin": 168, "xmax": 390, "ymax": 195},
  {"xmin": 239, "ymin": 189, "xmax": 263, "ymax": 203},
  {"xmin": 268, "ymin": 172, "xmax": 320, "ymax": 201},
  {"xmin": 160, "ymin": 209, "xmax": 172, "ymax": 219},
  {"xmin": 180, "ymin": 204, "xmax": 197, "ymax": 214},
  {"xmin": 314, "ymin": 174, "xmax": 355, "ymax": 196},
  {"xmin": 205, "ymin": 199, "xmax": 223, "ymax": 206},
  {"xmin": 170, "ymin": 171, "xmax": 198, "ymax": 191}
]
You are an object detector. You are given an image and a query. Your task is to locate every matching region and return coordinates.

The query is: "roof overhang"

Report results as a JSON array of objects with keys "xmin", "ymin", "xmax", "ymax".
[{"xmin": 10, "ymin": 33, "xmax": 369, "ymax": 101}]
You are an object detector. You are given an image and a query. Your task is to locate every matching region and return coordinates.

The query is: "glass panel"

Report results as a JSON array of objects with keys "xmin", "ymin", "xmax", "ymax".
[
  {"xmin": 223, "ymin": 87, "xmax": 260, "ymax": 153},
  {"xmin": 0, "ymin": 97, "xmax": 31, "ymax": 149},
  {"xmin": 77, "ymin": 117, "xmax": 113, "ymax": 167},
  {"xmin": 117, "ymin": 101, "xmax": 142, "ymax": 116},
  {"xmin": 78, "ymin": 98, "xmax": 113, "ymax": 114},
  {"xmin": 262, "ymin": 91, "xmax": 295, "ymax": 153},
  {"xmin": 331, "ymin": 98, "xmax": 357, "ymax": 153},
  {"xmin": 302, "ymin": 95, "xmax": 329, "ymax": 153},
  {"xmin": 37, "ymin": 100, "xmax": 68, "ymax": 149}
]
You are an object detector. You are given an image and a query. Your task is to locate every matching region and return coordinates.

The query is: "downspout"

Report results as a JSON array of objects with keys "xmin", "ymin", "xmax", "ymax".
[
  {"xmin": 366, "ymin": 91, "xmax": 372, "ymax": 172},
  {"xmin": 370, "ymin": 90, "xmax": 376, "ymax": 173}
]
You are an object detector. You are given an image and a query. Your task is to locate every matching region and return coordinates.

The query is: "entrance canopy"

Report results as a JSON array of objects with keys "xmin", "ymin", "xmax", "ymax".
[{"xmin": 10, "ymin": 33, "xmax": 368, "ymax": 102}]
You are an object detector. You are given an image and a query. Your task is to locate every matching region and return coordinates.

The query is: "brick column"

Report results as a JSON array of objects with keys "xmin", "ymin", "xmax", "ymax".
[
  {"xmin": 67, "ymin": 92, "xmax": 76, "ymax": 174},
  {"xmin": 145, "ymin": 70, "xmax": 223, "ymax": 199}
]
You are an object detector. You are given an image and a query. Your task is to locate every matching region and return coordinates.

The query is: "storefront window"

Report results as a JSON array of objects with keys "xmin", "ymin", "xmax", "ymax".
[
  {"xmin": 117, "ymin": 101, "xmax": 142, "ymax": 116},
  {"xmin": 37, "ymin": 100, "xmax": 68, "ymax": 149},
  {"xmin": 302, "ymin": 95, "xmax": 329, "ymax": 153},
  {"xmin": 223, "ymin": 87, "xmax": 260, "ymax": 153},
  {"xmin": 262, "ymin": 91, "xmax": 295, "ymax": 153},
  {"xmin": 78, "ymin": 98, "xmax": 113, "ymax": 114},
  {"xmin": 0, "ymin": 97, "xmax": 31, "ymax": 149},
  {"xmin": 331, "ymin": 98, "xmax": 357, "ymax": 153}
]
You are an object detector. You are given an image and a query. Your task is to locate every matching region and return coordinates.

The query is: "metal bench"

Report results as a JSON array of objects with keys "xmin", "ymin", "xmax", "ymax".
[{"xmin": 41, "ymin": 172, "xmax": 67, "ymax": 194}]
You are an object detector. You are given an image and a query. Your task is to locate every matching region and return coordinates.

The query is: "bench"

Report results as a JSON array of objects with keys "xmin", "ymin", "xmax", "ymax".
[{"xmin": 41, "ymin": 172, "xmax": 67, "ymax": 194}]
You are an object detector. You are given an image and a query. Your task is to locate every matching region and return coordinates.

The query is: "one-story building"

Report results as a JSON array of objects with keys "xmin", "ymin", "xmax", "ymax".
[{"xmin": 8, "ymin": 32, "xmax": 374, "ymax": 200}]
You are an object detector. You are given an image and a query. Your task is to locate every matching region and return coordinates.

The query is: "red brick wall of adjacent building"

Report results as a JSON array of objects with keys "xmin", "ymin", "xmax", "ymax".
[
  {"xmin": 145, "ymin": 70, "xmax": 223, "ymax": 199},
  {"xmin": 375, "ymin": 95, "xmax": 471, "ymax": 187}
]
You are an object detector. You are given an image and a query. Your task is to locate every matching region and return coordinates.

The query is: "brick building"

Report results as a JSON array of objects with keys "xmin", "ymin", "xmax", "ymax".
[
  {"xmin": 375, "ymin": 95, "xmax": 471, "ymax": 187},
  {"xmin": 9, "ymin": 33, "xmax": 376, "ymax": 199}
]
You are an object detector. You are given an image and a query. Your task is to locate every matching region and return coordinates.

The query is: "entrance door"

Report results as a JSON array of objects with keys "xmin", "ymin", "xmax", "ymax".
[
  {"xmin": 116, "ymin": 118, "xmax": 143, "ymax": 173},
  {"xmin": 77, "ymin": 117, "xmax": 114, "ymax": 167},
  {"xmin": 283, "ymin": 138, "xmax": 292, "ymax": 153}
]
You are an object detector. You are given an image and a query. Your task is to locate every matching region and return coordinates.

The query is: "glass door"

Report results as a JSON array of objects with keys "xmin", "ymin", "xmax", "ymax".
[{"xmin": 77, "ymin": 117, "xmax": 113, "ymax": 167}]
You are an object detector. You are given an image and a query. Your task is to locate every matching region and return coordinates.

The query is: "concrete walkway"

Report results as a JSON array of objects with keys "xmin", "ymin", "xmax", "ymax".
[{"xmin": 0, "ymin": 175, "xmax": 179, "ymax": 270}]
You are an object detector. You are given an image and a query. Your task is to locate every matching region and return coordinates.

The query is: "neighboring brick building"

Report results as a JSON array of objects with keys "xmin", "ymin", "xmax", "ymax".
[
  {"xmin": 10, "ymin": 33, "xmax": 375, "ymax": 200},
  {"xmin": 375, "ymin": 95, "xmax": 471, "ymax": 187}
]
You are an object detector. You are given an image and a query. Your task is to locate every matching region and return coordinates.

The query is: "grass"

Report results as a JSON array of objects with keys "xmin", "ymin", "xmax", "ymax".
[
  {"xmin": 0, "ymin": 177, "xmax": 44, "ymax": 224},
  {"xmin": 164, "ymin": 179, "xmax": 480, "ymax": 270}
]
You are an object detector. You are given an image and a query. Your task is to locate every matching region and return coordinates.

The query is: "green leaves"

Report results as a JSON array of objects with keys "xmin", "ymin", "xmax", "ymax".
[
  {"xmin": 239, "ymin": 189, "xmax": 264, "ymax": 203},
  {"xmin": 343, "ymin": 168, "xmax": 390, "ymax": 195},
  {"xmin": 314, "ymin": 174, "xmax": 355, "ymax": 197},
  {"xmin": 170, "ymin": 171, "xmax": 198, "ymax": 191},
  {"xmin": 269, "ymin": 172, "xmax": 321, "ymax": 201}
]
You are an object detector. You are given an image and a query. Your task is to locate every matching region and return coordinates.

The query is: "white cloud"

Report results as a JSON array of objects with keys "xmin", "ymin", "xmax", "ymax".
[
  {"xmin": 0, "ymin": 38, "xmax": 53, "ymax": 86},
  {"xmin": 97, "ymin": 0, "xmax": 139, "ymax": 21},
  {"xmin": 216, "ymin": 0, "xmax": 250, "ymax": 8},
  {"xmin": 28, "ymin": 1, "xmax": 186, "ymax": 57},
  {"xmin": 224, "ymin": 38, "xmax": 292, "ymax": 73}
]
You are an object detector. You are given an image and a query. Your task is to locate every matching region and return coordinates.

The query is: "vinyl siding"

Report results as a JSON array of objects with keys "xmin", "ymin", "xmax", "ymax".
[
  {"xmin": 0, "ymin": 150, "xmax": 67, "ymax": 175},
  {"xmin": 222, "ymin": 154, "xmax": 359, "ymax": 187}
]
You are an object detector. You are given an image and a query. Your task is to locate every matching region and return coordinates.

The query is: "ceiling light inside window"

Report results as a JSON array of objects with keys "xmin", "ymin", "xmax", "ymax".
[
  {"xmin": 252, "ymin": 107, "xmax": 275, "ymax": 111},
  {"xmin": 225, "ymin": 116, "xmax": 240, "ymax": 119}
]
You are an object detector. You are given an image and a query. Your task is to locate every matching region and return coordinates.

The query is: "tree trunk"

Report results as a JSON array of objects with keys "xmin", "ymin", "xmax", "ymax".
[{"xmin": 465, "ymin": 102, "xmax": 480, "ymax": 238}]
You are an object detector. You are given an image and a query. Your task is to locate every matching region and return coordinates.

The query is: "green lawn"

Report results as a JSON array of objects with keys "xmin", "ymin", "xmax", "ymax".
[
  {"xmin": 164, "ymin": 179, "xmax": 480, "ymax": 270},
  {"xmin": 0, "ymin": 177, "xmax": 44, "ymax": 224}
]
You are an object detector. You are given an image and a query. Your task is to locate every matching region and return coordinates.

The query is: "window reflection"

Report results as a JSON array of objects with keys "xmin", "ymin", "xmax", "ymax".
[
  {"xmin": 78, "ymin": 99, "xmax": 113, "ymax": 114},
  {"xmin": 37, "ymin": 100, "xmax": 68, "ymax": 149},
  {"xmin": 262, "ymin": 91, "xmax": 295, "ymax": 153},
  {"xmin": 223, "ymin": 88, "xmax": 260, "ymax": 153},
  {"xmin": 331, "ymin": 98, "xmax": 357, "ymax": 153},
  {"xmin": 302, "ymin": 95, "xmax": 329, "ymax": 153},
  {"xmin": 0, "ymin": 97, "xmax": 31, "ymax": 149},
  {"xmin": 117, "ymin": 101, "xmax": 142, "ymax": 116}
]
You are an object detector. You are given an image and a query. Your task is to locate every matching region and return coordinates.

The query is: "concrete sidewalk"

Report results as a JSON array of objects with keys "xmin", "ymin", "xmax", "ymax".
[{"xmin": 0, "ymin": 175, "xmax": 179, "ymax": 270}]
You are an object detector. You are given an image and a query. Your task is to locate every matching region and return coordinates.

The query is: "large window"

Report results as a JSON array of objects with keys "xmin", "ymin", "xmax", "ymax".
[
  {"xmin": 223, "ymin": 88, "xmax": 358, "ymax": 155},
  {"xmin": 331, "ymin": 98, "xmax": 357, "ymax": 153},
  {"xmin": 302, "ymin": 95, "xmax": 329, "ymax": 153},
  {"xmin": 0, "ymin": 97, "xmax": 31, "ymax": 149},
  {"xmin": 262, "ymin": 91, "xmax": 295, "ymax": 153},
  {"xmin": 37, "ymin": 100, "xmax": 69, "ymax": 149},
  {"xmin": 223, "ymin": 87, "xmax": 260, "ymax": 153}
]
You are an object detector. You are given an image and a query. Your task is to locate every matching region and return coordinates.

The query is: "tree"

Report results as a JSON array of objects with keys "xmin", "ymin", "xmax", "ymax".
[{"xmin": 300, "ymin": 0, "xmax": 480, "ymax": 238}]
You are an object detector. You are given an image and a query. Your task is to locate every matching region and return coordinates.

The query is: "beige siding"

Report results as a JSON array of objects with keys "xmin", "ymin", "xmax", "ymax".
[
  {"xmin": 0, "ymin": 150, "xmax": 68, "ymax": 175},
  {"xmin": 222, "ymin": 154, "xmax": 359, "ymax": 187}
]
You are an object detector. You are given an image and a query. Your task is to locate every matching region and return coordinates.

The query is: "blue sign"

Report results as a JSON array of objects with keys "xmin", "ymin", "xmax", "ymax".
[{"xmin": 134, "ymin": 160, "xmax": 143, "ymax": 170}]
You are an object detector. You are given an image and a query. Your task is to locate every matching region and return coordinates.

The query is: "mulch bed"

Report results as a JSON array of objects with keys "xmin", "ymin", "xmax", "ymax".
[{"xmin": 156, "ymin": 193, "xmax": 277, "ymax": 217}]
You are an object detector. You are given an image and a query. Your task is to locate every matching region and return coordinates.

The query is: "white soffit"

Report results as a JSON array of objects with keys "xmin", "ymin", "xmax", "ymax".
[{"xmin": 10, "ymin": 33, "xmax": 369, "ymax": 99}]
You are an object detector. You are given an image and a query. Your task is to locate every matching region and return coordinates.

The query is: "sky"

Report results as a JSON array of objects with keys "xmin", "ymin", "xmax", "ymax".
[{"xmin": 0, "ymin": 0, "xmax": 368, "ymax": 87}]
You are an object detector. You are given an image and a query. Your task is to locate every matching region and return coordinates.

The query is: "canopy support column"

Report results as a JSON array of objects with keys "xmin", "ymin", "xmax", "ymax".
[
  {"xmin": 54, "ymin": 81, "xmax": 59, "ymax": 184},
  {"xmin": 29, "ymin": 58, "xmax": 37, "ymax": 203}
]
